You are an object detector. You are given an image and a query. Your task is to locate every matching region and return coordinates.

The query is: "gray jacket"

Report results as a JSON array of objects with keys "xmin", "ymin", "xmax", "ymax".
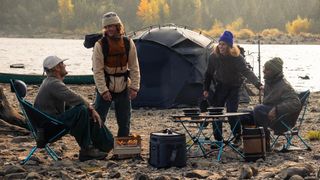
[{"xmin": 264, "ymin": 74, "xmax": 301, "ymax": 133}]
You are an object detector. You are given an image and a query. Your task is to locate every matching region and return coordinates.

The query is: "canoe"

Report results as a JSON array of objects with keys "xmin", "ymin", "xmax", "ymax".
[{"xmin": 0, "ymin": 72, "xmax": 94, "ymax": 84}]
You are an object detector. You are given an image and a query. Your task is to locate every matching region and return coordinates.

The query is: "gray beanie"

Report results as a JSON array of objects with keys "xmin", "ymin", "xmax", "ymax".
[
  {"xmin": 264, "ymin": 57, "xmax": 283, "ymax": 74},
  {"xmin": 102, "ymin": 12, "xmax": 122, "ymax": 27}
]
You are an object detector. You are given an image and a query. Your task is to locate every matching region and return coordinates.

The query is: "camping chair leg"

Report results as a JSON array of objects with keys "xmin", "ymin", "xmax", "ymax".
[
  {"xmin": 284, "ymin": 135, "xmax": 293, "ymax": 150},
  {"xmin": 45, "ymin": 145, "xmax": 61, "ymax": 161},
  {"xmin": 271, "ymin": 135, "xmax": 280, "ymax": 149},
  {"xmin": 297, "ymin": 134, "xmax": 312, "ymax": 151},
  {"xmin": 20, "ymin": 146, "xmax": 38, "ymax": 165}
]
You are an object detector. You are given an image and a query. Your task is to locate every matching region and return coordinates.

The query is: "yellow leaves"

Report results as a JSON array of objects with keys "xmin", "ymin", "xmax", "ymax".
[
  {"xmin": 137, "ymin": 0, "xmax": 170, "ymax": 25},
  {"xmin": 261, "ymin": 28, "xmax": 283, "ymax": 37},
  {"xmin": 226, "ymin": 18, "xmax": 244, "ymax": 32},
  {"xmin": 306, "ymin": 130, "xmax": 320, "ymax": 141},
  {"xmin": 202, "ymin": 19, "xmax": 224, "ymax": 37},
  {"xmin": 286, "ymin": 16, "xmax": 311, "ymax": 35},
  {"xmin": 58, "ymin": 0, "xmax": 74, "ymax": 20},
  {"xmin": 58, "ymin": 0, "xmax": 74, "ymax": 15}
]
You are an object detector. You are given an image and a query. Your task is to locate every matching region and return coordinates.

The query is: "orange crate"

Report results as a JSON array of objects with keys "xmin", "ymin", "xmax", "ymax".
[{"xmin": 113, "ymin": 135, "xmax": 142, "ymax": 155}]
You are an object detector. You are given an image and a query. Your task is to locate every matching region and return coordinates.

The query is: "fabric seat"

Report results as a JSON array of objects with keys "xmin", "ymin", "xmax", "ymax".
[
  {"xmin": 10, "ymin": 79, "xmax": 69, "ymax": 164},
  {"xmin": 270, "ymin": 90, "xmax": 312, "ymax": 151}
]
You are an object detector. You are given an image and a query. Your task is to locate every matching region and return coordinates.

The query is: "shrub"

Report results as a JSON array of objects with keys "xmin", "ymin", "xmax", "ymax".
[
  {"xmin": 203, "ymin": 19, "xmax": 224, "ymax": 38},
  {"xmin": 261, "ymin": 28, "xmax": 283, "ymax": 37},
  {"xmin": 235, "ymin": 28, "xmax": 255, "ymax": 39},
  {"xmin": 286, "ymin": 16, "xmax": 311, "ymax": 35},
  {"xmin": 306, "ymin": 130, "xmax": 320, "ymax": 141}
]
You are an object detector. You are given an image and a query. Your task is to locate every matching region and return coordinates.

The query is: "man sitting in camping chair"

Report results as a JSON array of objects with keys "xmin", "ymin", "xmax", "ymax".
[
  {"xmin": 253, "ymin": 57, "xmax": 301, "ymax": 152},
  {"xmin": 34, "ymin": 55, "xmax": 113, "ymax": 161}
]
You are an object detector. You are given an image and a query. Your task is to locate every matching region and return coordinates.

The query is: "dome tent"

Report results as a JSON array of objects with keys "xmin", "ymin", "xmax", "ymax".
[{"xmin": 130, "ymin": 24, "xmax": 214, "ymax": 108}]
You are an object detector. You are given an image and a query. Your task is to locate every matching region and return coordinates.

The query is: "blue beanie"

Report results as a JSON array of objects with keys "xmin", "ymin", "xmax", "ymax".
[{"xmin": 219, "ymin": 30, "xmax": 233, "ymax": 47}]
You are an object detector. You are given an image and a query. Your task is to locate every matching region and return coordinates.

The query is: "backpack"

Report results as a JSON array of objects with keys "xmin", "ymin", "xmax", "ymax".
[{"xmin": 83, "ymin": 33, "xmax": 131, "ymax": 62}]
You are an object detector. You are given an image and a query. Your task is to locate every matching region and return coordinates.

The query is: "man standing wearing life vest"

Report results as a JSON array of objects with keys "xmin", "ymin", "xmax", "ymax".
[{"xmin": 92, "ymin": 12, "xmax": 140, "ymax": 137}]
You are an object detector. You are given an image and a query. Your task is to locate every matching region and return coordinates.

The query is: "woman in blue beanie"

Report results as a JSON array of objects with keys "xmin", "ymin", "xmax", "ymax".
[{"xmin": 203, "ymin": 30, "xmax": 263, "ymax": 147}]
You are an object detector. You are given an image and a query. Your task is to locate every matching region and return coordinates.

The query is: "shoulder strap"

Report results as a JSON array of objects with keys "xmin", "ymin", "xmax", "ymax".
[
  {"xmin": 123, "ymin": 36, "xmax": 130, "ymax": 61},
  {"xmin": 100, "ymin": 37, "xmax": 109, "ymax": 61}
]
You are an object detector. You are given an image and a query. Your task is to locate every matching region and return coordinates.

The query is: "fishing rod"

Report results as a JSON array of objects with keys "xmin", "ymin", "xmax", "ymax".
[{"xmin": 258, "ymin": 36, "xmax": 262, "ymax": 104}]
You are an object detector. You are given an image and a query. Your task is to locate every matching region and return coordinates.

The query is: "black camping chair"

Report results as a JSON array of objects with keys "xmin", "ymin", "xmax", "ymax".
[
  {"xmin": 270, "ymin": 90, "xmax": 312, "ymax": 151},
  {"xmin": 10, "ymin": 79, "xmax": 69, "ymax": 164}
]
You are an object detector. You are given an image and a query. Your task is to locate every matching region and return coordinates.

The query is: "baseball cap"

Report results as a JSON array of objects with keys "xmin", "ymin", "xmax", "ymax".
[{"xmin": 43, "ymin": 55, "xmax": 68, "ymax": 70}]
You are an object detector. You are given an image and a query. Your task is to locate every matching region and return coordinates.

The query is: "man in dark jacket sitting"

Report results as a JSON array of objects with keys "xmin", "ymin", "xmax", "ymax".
[{"xmin": 253, "ymin": 57, "xmax": 301, "ymax": 151}]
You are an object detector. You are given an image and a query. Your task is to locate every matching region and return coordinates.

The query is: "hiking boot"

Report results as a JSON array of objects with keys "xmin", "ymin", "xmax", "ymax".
[
  {"xmin": 79, "ymin": 146, "xmax": 107, "ymax": 162},
  {"xmin": 232, "ymin": 137, "xmax": 242, "ymax": 147}
]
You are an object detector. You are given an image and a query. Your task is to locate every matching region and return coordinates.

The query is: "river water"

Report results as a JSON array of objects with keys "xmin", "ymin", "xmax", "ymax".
[{"xmin": 0, "ymin": 38, "xmax": 319, "ymax": 92}]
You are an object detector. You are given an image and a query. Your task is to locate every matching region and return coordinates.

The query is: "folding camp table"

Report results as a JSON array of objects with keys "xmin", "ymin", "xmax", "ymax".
[{"xmin": 172, "ymin": 112, "xmax": 250, "ymax": 161}]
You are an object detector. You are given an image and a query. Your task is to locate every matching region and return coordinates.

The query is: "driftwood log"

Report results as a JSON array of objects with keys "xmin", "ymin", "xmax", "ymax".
[{"xmin": 0, "ymin": 86, "xmax": 28, "ymax": 130}]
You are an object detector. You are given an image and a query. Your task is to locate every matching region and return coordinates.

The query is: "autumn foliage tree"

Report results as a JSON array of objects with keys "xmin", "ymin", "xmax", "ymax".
[
  {"xmin": 137, "ymin": 0, "xmax": 170, "ymax": 26},
  {"xmin": 286, "ymin": 16, "xmax": 311, "ymax": 35},
  {"xmin": 58, "ymin": 0, "xmax": 74, "ymax": 29}
]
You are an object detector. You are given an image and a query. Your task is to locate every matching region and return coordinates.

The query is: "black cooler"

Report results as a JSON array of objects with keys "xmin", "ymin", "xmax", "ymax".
[{"xmin": 149, "ymin": 129, "xmax": 186, "ymax": 168}]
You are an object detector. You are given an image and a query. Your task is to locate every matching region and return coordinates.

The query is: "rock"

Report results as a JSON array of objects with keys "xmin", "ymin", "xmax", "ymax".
[
  {"xmin": 240, "ymin": 165, "xmax": 253, "ymax": 179},
  {"xmin": 279, "ymin": 166, "xmax": 312, "ymax": 179},
  {"xmin": 312, "ymin": 155, "xmax": 320, "ymax": 160},
  {"xmin": 3, "ymin": 164, "xmax": 26, "ymax": 175},
  {"xmin": 134, "ymin": 172, "xmax": 150, "ymax": 180},
  {"xmin": 304, "ymin": 176, "xmax": 318, "ymax": 180},
  {"xmin": 106, "ymin": 160, "xmax": 119, "ymax": 169},
  {"xmin": 185, "ymin": 169, "xmax": 211, "ymax": 179},
  {"xmin": 11, "ymin": 136, "xmax": 32, "ymax": 143},
  {"xmin": 262, "ymin": 172, "xmax": 276, "ymax": 179},
  {"xmin": 108, "ymin": 170, "xmax": 121, "ymax": 179},
  {"xmin": 250, "ymin": 165, "xmax": 259, "ymax": 176},
  {"xmin": 154, "ymin": 175, "xmax": 171, "ymax": 180},
  {"xmin": 206, "ymin": 173, "xmax": 223, "ymax": 180},
  {"xmin": 89, "ymin": 171, "xmax": 103, "ymax": 178},
  {"xmin": 4, "ymin": 172, "xmax": 27, "ymax": 179},
  {"xmin": 60, "ymin": 170, "xmax": 73, "ymax": 180},
  {"xmin": 289, "ymin": 175, "xmax": 304, "ymax": 180},
  {"xmin": 25, "ymin": 172, "xmax": 42, "ymax": 179}
]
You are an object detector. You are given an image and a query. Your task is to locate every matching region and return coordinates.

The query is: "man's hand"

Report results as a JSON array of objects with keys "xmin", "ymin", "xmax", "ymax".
[
  {"xmin": 91, "ymin": 109, "xmax": 103, "ymax": 128},
  {"xmin": 203, "ymin": 91, "xmax": 209, "ymax": 98},
  {"xmin": 268, "ymin": 107, "xmax": 277, "ymax": 122},
  {"xmin": 129, "ymin": 88, "xmax": 138, "ymax": 100},
  {"xmin": 102, "ymin": 90, "xmax": 112, "ymax": 101}
]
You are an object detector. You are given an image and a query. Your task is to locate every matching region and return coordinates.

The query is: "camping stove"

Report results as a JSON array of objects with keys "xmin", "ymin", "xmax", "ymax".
[{"xmin": 113, "ymin": 135, "xmax": 142, "ymax": 156}]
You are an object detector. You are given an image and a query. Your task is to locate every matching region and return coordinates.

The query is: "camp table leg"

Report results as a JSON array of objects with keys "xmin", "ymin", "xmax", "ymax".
[
  {"xmin": 179, "ymin": 118, "xmax": 211, "ymax": 157},
  {"xmin": 215, "ymin": 119, "xmax": 244, "ymax": 161}
]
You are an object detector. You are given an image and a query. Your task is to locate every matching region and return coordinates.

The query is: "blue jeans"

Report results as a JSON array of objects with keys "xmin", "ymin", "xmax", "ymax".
[
  {"xmin": 94, "ymin": 88, "xmax": 131, "ymax": 137},
  {"xmin": 211, "ymin": 83, "xmax": 241, "ymax": 141}
]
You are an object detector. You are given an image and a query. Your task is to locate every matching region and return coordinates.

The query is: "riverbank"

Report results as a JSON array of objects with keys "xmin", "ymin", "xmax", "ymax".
[
  {"xmin": 0, "ymin": 83, "xmax": 320, "ymax": 179},
  {"xmin": 1, "ymin": 31, "xmax": 320, "ymax": 45}
]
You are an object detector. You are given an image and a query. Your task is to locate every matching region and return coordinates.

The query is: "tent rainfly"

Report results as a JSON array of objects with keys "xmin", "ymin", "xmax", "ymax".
[{"xmin": 130, "ymin": 24, "xmax": 214, "ymax": 108}]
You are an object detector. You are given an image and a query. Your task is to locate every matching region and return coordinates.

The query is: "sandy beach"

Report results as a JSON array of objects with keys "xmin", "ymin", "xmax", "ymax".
[{"xmin": 0, "ymin": 83, "xmax": 320, "ymax": 179}]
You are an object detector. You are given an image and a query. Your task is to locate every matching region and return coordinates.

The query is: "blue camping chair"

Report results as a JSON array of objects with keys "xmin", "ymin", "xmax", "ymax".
[
  {"xmin": 270, "ymin": 90, "xmax": 312, "ymax": 151},
  {"xmin": 10, "ymin": 79, "xmax": 69, "ymax": 164}
]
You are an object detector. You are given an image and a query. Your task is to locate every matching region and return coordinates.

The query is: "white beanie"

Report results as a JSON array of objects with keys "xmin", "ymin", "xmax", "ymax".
[{"xmin": 102, "ymin": 12, "xmax": 122, "ymax": 27}]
